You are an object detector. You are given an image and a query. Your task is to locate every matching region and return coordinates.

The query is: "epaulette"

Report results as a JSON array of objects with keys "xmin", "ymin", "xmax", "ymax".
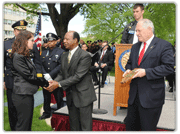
[{"xmin": 4, "ymin": 37, "xmax": 13, "ymax": 41}]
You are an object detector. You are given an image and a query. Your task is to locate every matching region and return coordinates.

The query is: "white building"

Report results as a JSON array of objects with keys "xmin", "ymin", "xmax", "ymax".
[{"xmin": 4, "ymin": 5, "xmax": 38, "ymax": 39}]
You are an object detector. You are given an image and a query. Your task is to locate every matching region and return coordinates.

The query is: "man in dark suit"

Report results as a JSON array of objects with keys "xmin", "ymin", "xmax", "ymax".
[
  {"xmin": 121, "ymin": 3, "xmax": 144, "ymax": 44},
  {"xmin": 44, "ymin": 31, "xmax": 97, "ymax": 131},
  {"xmin": 90, "ymin": 41, "xmax": 114, "ymax": 88},
  {"xmin": 123, "ymin": 19, "xmax": 175, "ymax": 131}
]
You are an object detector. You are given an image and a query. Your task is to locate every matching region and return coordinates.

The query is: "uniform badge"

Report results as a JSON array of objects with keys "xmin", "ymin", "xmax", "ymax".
[
  {"xmin": 7, "ymin": 49, "xmax": 12, "ymax": 53},
  {"xmin": 49, "ymin": 33, "xmax": 52, "ymax": 37},
  {"xmin": 20, "ymin": 20, "xmax": 24, "ymax": 26},
  {"xmin": 55, "ymin": 55, "xmax": 59, "ymax": 59}
]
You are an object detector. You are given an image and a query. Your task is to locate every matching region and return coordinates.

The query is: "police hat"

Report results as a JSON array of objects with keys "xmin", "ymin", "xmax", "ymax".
[
  {"xmin": 98, "ymin": 40, "xmax": 102, "ymax": 42},
  {"xmin": 87, "ymin": 40, "xmax": 92, "ymax": 43},
  {"xmin": 46, "ymin": 33, "xmax": 58, "ymax": 41},
  {"xmin": 12, "ymin": 20, "xmax": 28, "ymax": 30}
]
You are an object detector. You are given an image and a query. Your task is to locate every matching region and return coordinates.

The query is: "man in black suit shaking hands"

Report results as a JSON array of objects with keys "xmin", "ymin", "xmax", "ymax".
[{"xmin": 123, "ymin": 19, "xmax": 175, "ymax": 131}]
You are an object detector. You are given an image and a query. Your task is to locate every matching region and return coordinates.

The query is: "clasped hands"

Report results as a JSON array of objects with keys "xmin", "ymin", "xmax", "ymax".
[
  {"xmin": 94, "ymin": 62, "xmax": 107, "ymax": 68},
  {"xmin": 43, "ymin": 80, "xmax": 59, "ymax": 92},
  {"xmin": 123, "ymin": 68, "xmax": 146, "ymax": 79}
]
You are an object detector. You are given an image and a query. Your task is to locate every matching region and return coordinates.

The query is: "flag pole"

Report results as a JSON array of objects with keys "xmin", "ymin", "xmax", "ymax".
[{"xmin": 40, "ymin": 8, "xmax": 42, "ymax": 55}]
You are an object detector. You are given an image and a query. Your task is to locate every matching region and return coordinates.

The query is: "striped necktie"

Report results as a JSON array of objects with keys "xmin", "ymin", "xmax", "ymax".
[{"xmin": 68, "ymin": 51, "xmax": 71, "ymax": 64}]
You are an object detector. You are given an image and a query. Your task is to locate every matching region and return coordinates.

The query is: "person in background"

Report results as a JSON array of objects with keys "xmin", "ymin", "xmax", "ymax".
[
  {"xmin": 98, "ymin": 40, "xmax": 103, "ymax": 48},
  {"xmin": 121, "ymin": 3, "xmax": 144, "ymax": 44},
  {"xmin": 11, "ymin": 30, "xmax": 48, "ymax": 131},
  {"xmin": 90, "ymin": 41, "xmax": 114, "ymax": 88},
  {"xmin": 81, "ymin": 43, "xmax": 93, "ymax": 57},
  {"xmin": 123, "ymin": 19, "xmax": 175, "ymax": 131},
  {"xmin": 44, "ymin": 31, "xmax": 97, "ymax": 131},
  {"xmin": 4, "ymin": 20, "xmax": 43, "ymax": 130},
  {"xmin": 39, "ymin": 33, "xmax": 64, "ymax": 120},
  {"xmin": 79, "ymin": 39, "xmax": 85, "ymax": 48}
]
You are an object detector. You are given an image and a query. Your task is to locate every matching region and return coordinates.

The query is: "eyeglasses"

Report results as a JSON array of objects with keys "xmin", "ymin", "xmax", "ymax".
[{"xmin": 28, "ymin": 39, "xmax": 34, "ymax": 42}]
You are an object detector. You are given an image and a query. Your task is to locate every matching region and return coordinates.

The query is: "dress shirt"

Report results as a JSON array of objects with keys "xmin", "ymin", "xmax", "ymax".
[
  {"xmin": 139, "ymin": 35, "xmax": 154, "ymax": 55},
  {"xmin": 69, "ymin": 46, "xmax": 79, "ymax": 61},
  {"xmin": 133, "ymin": 30, "xmax": 138, "ymax": 44},
  {"xmin": 100, "ymin": 49, "xmax": 107, "ymax": 59}
]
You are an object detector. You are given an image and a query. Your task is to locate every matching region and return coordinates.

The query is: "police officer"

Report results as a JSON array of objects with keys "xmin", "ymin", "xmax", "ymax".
[
  {"xmin": 4, "ymin": 20, "xmax": 43, "ymax": 130},
  {"xmin": 121, "ymin": 4, "xmax": 144, "ymax": 44},
  {"xmin": 39, "ymin": 33, "xmax": 64, "ymax": 120}
]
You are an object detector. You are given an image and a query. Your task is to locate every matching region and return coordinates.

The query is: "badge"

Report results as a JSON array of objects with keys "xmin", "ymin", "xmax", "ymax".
[
  {"xmin": 55, "ymin": 55, "xmax": 59, "ymax": 59},
  {"xmin": 20, "ymin": 20, "xmax": 24, "ymax": 26},
  {"xmin": 7, "ymin": 49, "xmax": 12, "ymax": 53},
  {"xmin": 128, "ymin": 30, "xmax": 135, "ymax": 35}
]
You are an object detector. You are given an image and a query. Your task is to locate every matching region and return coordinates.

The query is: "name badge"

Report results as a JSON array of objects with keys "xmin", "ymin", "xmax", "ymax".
[{"xmin": 128, "ymin": 30, "xmax": 135, "ymax": 34}]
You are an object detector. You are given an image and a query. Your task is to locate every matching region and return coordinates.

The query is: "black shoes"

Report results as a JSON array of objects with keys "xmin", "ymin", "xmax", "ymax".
[{"xmin": 39, "ymin": 114, "xmax": 51, "ymax": 120}]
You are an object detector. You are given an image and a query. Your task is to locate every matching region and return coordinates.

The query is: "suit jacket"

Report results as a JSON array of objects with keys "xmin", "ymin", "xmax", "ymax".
[
  {"xmin": 121, "ymin": 20, "xmax": 137, "ymax": 44},
  {"xmin": 95, "ymin": 49, "xmax": 114, "ymax": 70},
  {"xmin": 12, "ymin": 53, "xmax": 41, "ymax": 95},
  {"xmin": 55, "ymin": 47, "xmax": 97, "ymax": 108},
  {"xmin": 125, "ymin": 36, "xmax": 175, "ymax": 108}
]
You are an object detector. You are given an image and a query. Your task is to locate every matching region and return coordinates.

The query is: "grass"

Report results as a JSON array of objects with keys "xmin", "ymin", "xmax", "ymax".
[{"xmin": 4, "ymin": 90, "xmax": 53, "ymax": 131}]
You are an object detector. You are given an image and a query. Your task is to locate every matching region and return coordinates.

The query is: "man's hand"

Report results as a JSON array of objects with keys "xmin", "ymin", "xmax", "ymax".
[
  {"xmin": 94, "ymin": 62, "xmax": 99, "ymax": 68},
  {"xmin": 101, "ymin": 63, "xmax": 107, "ymax": 68},
  {"xmin": 132, "ymin": 68, "xmax": 146, "ymax": 79},
  {"xmin": 123, "ymin": 69, "xmax": 131, "ymax": 77},
  {"xmin": 44, "ymin": 80, "xmax": 59, "ymax": 92},
  {"xmin": 4, "ymin": 82, "xmax": 7, "ymax": 90}
]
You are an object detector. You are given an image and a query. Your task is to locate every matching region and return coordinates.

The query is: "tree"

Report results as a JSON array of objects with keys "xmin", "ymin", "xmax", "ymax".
[
  {"xmin": 4, "ymin": 3, "xmax": 90, "ymax": 38},
  {"xmin": 82, "ymin": 3, "xmax": 134, "ymax": 43},
  {"xmin": 83, "ymin": 3, "xmax": 176, "ymax": 45}
]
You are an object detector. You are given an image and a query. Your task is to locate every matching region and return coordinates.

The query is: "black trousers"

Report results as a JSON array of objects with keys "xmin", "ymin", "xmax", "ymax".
[
  {"xmin": 6, "ymin": 89, "xmax": 17, "ymax": 131},
  {"xmin": 126, "ymin": 93, "xmax": 162, "ymax": 131},
  {"xmin": 42, "ymin": 87, "xmax": 64, "ymax": 116},
  {"xmin": 90, "ymin": 66, "xmax": 109, "ymax": 84},
  {"xmin": 12, "ymin": 93, "xmax": 34, "ymax": 131}
]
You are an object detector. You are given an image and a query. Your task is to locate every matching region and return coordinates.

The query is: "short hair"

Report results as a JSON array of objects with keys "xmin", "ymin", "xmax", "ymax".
[
  {"xmin": 139, "ymin": 19, "xmax": 154, "ymax": 33},
  {"xmin": 133, "ymin": 3, "xmax": 144, "ymax": 11},
  {"xmin": 73, "ymin": 32, "xmax": 80, "ymax": 42}
]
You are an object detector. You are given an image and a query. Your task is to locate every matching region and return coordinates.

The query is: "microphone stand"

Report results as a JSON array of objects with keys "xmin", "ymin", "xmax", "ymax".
[{"xmin": 92, "ymin": 26, "xmax": 131, "ymax": 114}]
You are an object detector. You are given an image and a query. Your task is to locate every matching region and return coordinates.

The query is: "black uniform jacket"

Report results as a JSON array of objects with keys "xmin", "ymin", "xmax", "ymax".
[{"xmin": 41, "ymin": 47, "xmax": 64, "ymax": 79}]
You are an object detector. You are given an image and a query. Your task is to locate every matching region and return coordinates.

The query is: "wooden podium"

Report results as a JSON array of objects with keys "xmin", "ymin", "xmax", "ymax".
[{"xmin": 113, "ymin": 44, "xmax": 133, "ymax": 116}]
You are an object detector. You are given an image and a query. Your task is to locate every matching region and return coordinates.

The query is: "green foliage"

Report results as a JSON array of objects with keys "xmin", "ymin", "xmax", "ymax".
[
  {"xmin": 82, "ymin": 3, "xmax": 176, "ymax": 45},
  {"xmin": 144, "ymin": 3, "xmax": 176, "ymax": 45}
]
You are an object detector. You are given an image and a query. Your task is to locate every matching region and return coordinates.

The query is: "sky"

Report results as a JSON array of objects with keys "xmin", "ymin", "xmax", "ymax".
[{"xmin": 41, "ymin": 4, "xmax": 86, "ymax": 37}]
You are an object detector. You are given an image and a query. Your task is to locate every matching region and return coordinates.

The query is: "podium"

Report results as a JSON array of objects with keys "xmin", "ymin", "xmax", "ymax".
[{"xmin": 113, "ymin": 44, "xmax": 133, "ymax": 116}]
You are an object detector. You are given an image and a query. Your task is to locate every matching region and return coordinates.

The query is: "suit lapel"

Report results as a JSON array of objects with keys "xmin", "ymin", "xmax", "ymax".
[
  {"xmin": 140, "ymin": 37, "xmax": 159, "ymax": 64},
  {"xmin": 135, "ymin": 42, "xmax": 142, "ymax": 66},
  {"xmin": 68, "ymin": 47, "xmax": 81, "ymax": 71}
]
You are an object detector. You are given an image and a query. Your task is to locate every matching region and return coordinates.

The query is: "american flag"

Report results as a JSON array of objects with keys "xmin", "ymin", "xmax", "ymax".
[{"xmin": 34, "ymin": 13, "xmax": 42, "ymax": 51}]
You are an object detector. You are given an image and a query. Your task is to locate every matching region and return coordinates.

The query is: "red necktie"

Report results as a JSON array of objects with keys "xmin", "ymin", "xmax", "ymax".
[
  {"xmin": 138, "ymin": 42, "xmax": 147, "ymax": 66},
  {"xmin": 100, "ymin": 51, "xmax": 105, "ymax": 61}
]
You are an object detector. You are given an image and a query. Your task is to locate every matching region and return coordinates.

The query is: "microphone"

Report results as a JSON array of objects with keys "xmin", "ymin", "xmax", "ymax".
[{"xmin": 127, "ymin": 21, "xmax": 135, "ymax": 31}]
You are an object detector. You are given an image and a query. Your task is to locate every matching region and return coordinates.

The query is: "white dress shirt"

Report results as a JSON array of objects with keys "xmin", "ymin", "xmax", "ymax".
[
  {"xmin": 139, "ymin": 35, "xmax": 154, "ymax": 55},
  {"xmin": 69, "ymin": 46, "xmax": 79, "ymax": 61}
]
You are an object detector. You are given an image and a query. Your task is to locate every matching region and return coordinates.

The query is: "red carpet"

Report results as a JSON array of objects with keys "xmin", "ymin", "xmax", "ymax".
[{"xmin": 51, "ymin": 114, "xmax": 170, "ymax": 131}]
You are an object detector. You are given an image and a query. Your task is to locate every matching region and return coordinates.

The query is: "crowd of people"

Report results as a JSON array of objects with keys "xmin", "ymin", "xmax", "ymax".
[{"xmin": 4, "ymin": 3, "xmax": 175, "ymax": 131}]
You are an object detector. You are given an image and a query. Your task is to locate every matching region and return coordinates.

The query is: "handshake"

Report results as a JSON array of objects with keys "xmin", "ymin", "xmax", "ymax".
[{"xmin": 37, "ymin": 73, "xmax": 61, "ymax": 92}]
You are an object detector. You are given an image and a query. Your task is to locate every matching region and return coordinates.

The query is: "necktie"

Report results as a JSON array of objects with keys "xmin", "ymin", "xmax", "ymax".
[
  {"xmin": 100, "ymin": 50, "xmax": 105, "ymax": 61},
  {"xmin": 68, "ymin": 51, "xmax": 71, "ymax": 64},
  {"xmin": 138, "ymin": 42, "xmax": 147, "ymax": 66}
]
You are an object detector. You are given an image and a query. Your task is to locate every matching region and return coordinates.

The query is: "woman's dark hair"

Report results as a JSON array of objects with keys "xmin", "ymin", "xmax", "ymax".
[{"xmin": 11, "ymin": 30, "xmax": 33, "ymax": 57}]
